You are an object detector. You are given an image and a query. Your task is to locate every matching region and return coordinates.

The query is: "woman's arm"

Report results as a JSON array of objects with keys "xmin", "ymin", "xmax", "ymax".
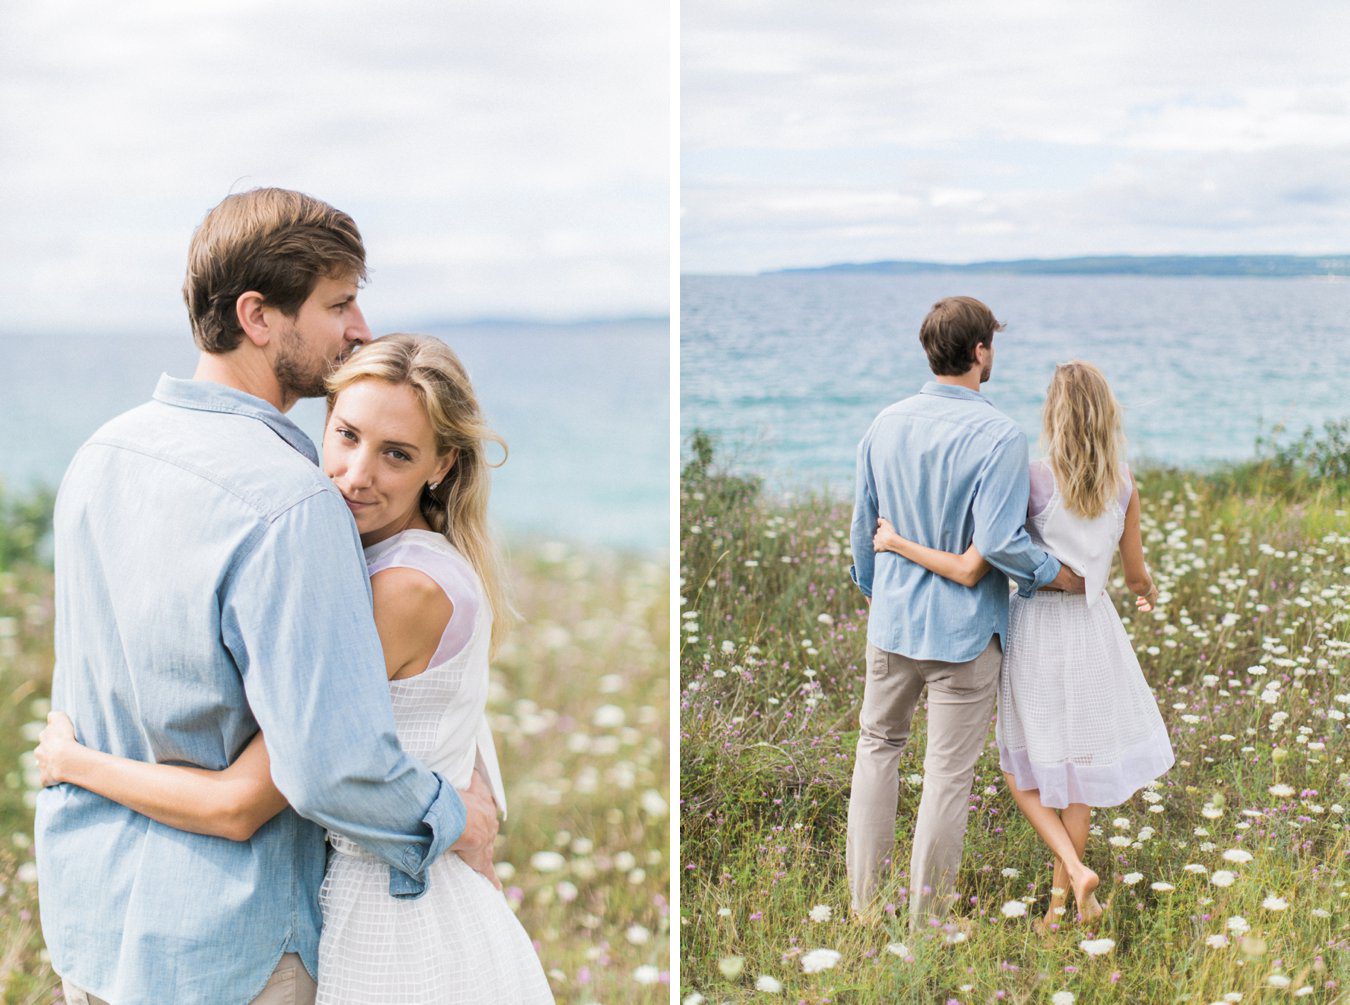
[
  {"xmin": 35, "ymin": 715, "xmax": 287, "ymax": 842},
  {"xmin": 1118, "ymin": 475, "xmax": 1159, "ymax": 612},
  {"xmin": 873, "ymin": 517, "xmax": 991, "ymax": 587},
  {"xmin": 370, "ymin": 567, "xmax": 454, "ymax": 681}
]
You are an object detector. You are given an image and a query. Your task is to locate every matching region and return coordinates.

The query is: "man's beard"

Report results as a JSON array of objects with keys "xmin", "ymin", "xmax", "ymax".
[
  {"xmin": 273, "ymin": 325, "xmax": 337, "ymax": 401},
  {"xmin": 979, "ymin": 361, "xmax": 993, "ymax": 383}
]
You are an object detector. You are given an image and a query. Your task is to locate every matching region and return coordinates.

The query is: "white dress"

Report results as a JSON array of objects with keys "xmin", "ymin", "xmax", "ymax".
[
  {"xmin": 316, "ymin": 530, "xmax": 554, "ymax": 1004},
  {"xmin": 996, "ymin": 461, "xmax": 1175, "ymax": 809}
]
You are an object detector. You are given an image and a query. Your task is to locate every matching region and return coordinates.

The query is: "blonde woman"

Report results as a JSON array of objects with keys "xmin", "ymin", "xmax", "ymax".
[
  {"xmin": 37, "ymin": 335, "xmax": 554, "ymax": 1003},
  {"xmin": 873, "ymin": 361, "xmax": 1173, "ymax": 930}
]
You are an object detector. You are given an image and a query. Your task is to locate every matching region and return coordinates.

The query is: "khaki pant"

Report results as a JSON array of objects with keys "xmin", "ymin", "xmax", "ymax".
[
  {"xmin": 846, "ymin": 637, "xmax": 1001, "ymax": 927},
  {"xmin": 62, "ymin": 953, "xmax": 316, "ymax": 1005}
]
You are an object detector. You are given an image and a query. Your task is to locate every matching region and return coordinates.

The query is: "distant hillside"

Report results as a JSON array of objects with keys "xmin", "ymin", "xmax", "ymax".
[{"xmin": 768, "ymin": 255, "xmax": 1350, "ymax": 277}]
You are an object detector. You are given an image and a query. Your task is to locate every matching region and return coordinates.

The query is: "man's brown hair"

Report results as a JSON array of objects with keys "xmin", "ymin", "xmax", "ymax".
[
  {"xmin": 182, "ymin": 188, "xmax": 367, "ymax": 353},
  {"xmin": 918, "ymin": 296, "xmax": 1005, "ymax": 376}
]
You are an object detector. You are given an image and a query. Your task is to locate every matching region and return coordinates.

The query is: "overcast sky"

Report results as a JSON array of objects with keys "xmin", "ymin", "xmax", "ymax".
[
  {"xmin": 0, "ymin": 1, "xmax": 667, "ymax": 333},
  {"xmin": 683, "ymin": 1, "xmax": 1350, "ymax": 274}
]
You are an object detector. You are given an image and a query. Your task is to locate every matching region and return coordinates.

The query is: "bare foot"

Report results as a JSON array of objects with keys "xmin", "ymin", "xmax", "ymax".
[
  {"xmin": 1035, "ymin": 887, "xmax": 1068, "ymax": 936},
  {"xmin": 1068, "ymin": 866, "xmax": 1102, "ymax": 923}
]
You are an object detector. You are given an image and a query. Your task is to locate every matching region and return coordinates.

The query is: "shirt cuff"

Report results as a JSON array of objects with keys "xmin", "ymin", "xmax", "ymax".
[
  {"xmin": 848, "ymin": 564, "xmax": 873, "ymax": 599},
  {"xmin": 1017, "ymin": 553, "xmax": 1061, "ymax": 598},
  {"xmin": 385, "ymin": 774, "xmax": 467, "ymax": 900}
]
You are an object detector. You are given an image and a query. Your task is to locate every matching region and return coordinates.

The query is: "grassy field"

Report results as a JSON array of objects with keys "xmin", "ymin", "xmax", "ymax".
[
  {"xmin": 680, "ymin": 431, "xmax": 1350, "ymax": 1004},
  {"xmin": 0, "ymin": 490, "xmax": 669, "ymax": 1004}
]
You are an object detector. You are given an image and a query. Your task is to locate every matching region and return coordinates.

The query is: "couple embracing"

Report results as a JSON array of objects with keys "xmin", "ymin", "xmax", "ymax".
[
  {"xmin": 847, "ymin": 296, "xmax": 1175, "ymax": 934},
  {"xmin": 34, "ymin": 189, "xmax": 554, "ymax": 1003}
]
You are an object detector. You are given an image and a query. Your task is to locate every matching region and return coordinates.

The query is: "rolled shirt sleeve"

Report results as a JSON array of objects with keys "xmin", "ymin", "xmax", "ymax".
[
  {"xmin": 220, "ymin": 488, "xmax": 465, "ymax": 898},
  {"xmin": 971, "ymin": 432, "xmax": 1061, "ymax": 597},
  {"xmin": 849, "ymin": 429, "xmax": 879, "ymax": 597}
]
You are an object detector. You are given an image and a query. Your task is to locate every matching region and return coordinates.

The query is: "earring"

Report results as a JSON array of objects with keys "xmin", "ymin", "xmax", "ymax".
[{"xmin": 428, "ymin": 481, "xmax": 440, "ymax": 491}]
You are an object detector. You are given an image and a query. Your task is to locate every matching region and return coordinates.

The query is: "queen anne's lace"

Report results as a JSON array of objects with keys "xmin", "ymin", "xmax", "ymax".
[{"xmin": 316, "ymin": 531, "xmax": 554, "ymax": 1004}]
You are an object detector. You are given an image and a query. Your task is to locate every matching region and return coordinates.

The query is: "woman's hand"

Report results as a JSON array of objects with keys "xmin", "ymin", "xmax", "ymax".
[
  {"xmin": 873, "ymin": 517, "xmax": 902, "ymax": 553},
  {"xmin": 35, "ymin": 711, "xmax": 81, "ymax": 787},
  {"xmin": 1135, "ymin": 581, "xmax": 1159, "ymax": 613}
]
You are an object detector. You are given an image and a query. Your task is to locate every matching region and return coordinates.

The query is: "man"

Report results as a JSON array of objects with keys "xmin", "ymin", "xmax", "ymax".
[
  {"xmin": 36, "ymin": 188, "xmax": 498, "ymax": 1004},
  {"xmin": 846, "ymin": 295, "xmax": 1083, "ymax": 928}
]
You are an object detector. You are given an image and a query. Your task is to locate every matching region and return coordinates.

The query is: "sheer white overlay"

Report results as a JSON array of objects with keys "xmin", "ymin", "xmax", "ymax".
[
  {"xmin": 997, "ymin": 462, "xmax": 1174, "ymax": 808},
  {"xmin": 316, "ymin": 530, "xmax": 554, "ymax": 1004}
]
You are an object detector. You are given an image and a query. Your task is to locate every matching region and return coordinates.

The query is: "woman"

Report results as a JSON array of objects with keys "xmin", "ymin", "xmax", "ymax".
[
  {"xmin": 873, "ymin": 361, "xmax": 1173, "ymax": 930},
  {"xmin": 37, "ymin": 334, "xmax": 555, "ymax": 1003}
]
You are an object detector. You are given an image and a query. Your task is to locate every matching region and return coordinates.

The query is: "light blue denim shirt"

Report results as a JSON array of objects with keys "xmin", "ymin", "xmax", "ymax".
[
  {"xmin": 849, "ymin": 381, "xmax": 1062, "ymax": 662},
  {"xmin": 35, "ymin": 376, "xmax": 467, "ymax": 1003}
]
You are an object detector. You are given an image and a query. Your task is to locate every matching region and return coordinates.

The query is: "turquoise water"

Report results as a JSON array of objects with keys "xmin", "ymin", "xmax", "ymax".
[
  {"xmin": 2, "ymin": 320, "xmax": 668, "ymax": 554},
  {"xmin": 681, "ymin": 272, "xmax": 1350, "ymax": 486}
]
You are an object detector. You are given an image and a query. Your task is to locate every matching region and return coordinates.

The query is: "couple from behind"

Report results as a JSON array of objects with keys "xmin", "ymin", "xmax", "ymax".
[
  {"xmin": 848, "ymin": 296, "xmax": 1174, "ymax": 933},
  {"xmin": 35, "ymin": 189, "xmax": 553, "ymax": 1003}
]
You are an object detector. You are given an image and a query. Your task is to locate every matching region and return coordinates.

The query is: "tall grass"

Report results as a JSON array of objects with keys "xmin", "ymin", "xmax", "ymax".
[
  {"xmin": 0, "ymin": 490, "xmax": 668, "ymax": 1004},
  {"xmin": 680, "ymin": 431, "xmax": 1349, "ymax": 1004}
]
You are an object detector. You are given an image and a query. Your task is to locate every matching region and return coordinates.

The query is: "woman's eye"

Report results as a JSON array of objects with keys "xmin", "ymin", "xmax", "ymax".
[
  {"xmin": 337, "ymin": 428, "xmax": 356, "ymax": 441},
  {"xmin": 389, "ymin": 450, "xmax": 411, "ymax": 462}
]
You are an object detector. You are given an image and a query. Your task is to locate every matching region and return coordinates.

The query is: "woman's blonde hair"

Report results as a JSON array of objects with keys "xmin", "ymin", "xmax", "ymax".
[
  {"xmin": 326, "ymin": 334, "xmax": 512, "ymax": 653},
  {"xmin": 1042, "ymin": 361, "xmax": 1125, "ymax": 519}
]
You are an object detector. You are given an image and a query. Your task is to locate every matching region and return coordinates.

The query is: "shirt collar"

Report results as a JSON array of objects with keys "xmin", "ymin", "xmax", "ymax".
[
  {"xmin": 152, "ymin": 374, "xmax": 320, "ymax": 465},
  {"xmin": 920, "ymin": 380, "xmax": 993, "ymax": 406}
]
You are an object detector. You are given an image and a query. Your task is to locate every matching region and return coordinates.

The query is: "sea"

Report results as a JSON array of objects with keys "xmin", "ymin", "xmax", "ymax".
[
  {"xmin": 681, "ymin": 272, "xmax": 1350, "ymax": 488},
  {"xmin": 1, "ymin": 319, "xmax": 668, "ymax": 555}
]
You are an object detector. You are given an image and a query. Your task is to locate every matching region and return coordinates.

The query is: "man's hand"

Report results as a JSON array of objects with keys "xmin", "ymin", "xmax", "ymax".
[
  {"xmin": 1045, "ymin": 564, "xmax": 1085, "ymax": 594},
  {"xmin": 450, "ymin": 769, "xmax": 500, "ymax": 885}
]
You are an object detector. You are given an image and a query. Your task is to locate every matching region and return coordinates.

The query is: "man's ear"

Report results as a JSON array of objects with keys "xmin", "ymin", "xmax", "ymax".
[{"xmin": 235, "ymin": 291, "xmax": 272, "ymax": 348}]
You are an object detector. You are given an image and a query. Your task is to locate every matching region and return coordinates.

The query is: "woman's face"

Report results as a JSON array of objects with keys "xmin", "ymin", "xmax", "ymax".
[{"xmin": 322, "ymin": 378, "xmax": 452, "ymax": 546}]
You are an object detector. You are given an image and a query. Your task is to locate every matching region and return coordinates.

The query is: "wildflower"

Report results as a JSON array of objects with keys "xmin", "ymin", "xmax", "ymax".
[
  {"xmin": 1221, "ymin": 849, "xmax": 1253, "ymax": 864},
  {"xmin": 1001, "ymin": 867, "xmax": 1020, "ymax": 878},
  {"xmin": 801, "ymin": 949, "xmax": 842, "ymax": 973},
  {"xmin": 808, "ymin": 904, "xmax": 832, "ymax": 923},
  {"xmin": 683, "ymin": 995, "xmax": 707, "ymax": 1005},
  {"xmin": 1266, "ymin": 974, "xmax": 1291, "ymax": 988},
  {"xmin": 592, "ymin": 705, "xmax": 625, "ymax": 728},
  {"xmin": 1210, "ymin": 871, "xmax": 1236, "ymax": 887},
  {"xmin": 1205, "ymin": 933, "xmax": 1230, "ymax": 948},
  {"xmin": 1151, "ymin": 882, "xmax": 1176, "ymax": 893},
  {"xmin": 755, "ymin": 975, "xmax": 783, "ymax": 992},
  {"xmin": 1184, "ymin": 864, "xmax": 1208, "ymax": 875},
  {"xmin": 625, "ymin": 924, "xmax": 651, "ymax": 945},
  {"xmin": 1261, "ymin": 895, "xmax": 1288, "ymax": 911},
  {"xmin": 1226, "ymin": 916, "xmax": 1250, "ymax": 934},
  {"xmin": 1268, "ymin": 783, "xmax": 1295, "ymax": 798},
  {"xmin": 1122, "ymin": 872, "xmax": 1144, "ymax": 885},
  {"xmin": 530, "ymin": 851, "xmax": 566, "ymax": 872},
  {"xmin": 1079, "ymin": 938, "xmax": 1115, "ymax": 956},
  {"xmin": 1001, "ymin": 900, "xmax": 1028, "ymax": 918},
  {"xmin": 719, "ymin": 956, "xmax": 745, "ymax": 979},
  {"xmin": 1052, "ymin": 993, "xmax": 1075, "ymax": 1005},
  {"xmin": 633, "ymin": 965, "xmax": 660, "ymax": 985},
  {"xmin": 717, "ymin": 907, "xmax": 732, "ymax": 917},
  {"xmin": 885, "ymin": 942, "xmax": 909, "ymax": 958}
]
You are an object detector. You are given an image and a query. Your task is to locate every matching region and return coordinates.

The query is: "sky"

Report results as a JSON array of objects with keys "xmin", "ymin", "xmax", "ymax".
[
  {"xmin": 683, "ymin": 1, "xmax": 1350, "ymax": 274},
  {"xmin": 0, "ymin": 1, "xmax": 668, "ymax": 333}
]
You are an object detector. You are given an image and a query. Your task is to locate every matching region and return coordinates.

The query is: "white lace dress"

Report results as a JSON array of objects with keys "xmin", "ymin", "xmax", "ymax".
[
  {"xmin": 316, "ymin": 530, "xmax": 554, "ymax": 1004},
  {"xmin": 996, "ymin": 461, "xmax": 1175, "ymax": 809}
]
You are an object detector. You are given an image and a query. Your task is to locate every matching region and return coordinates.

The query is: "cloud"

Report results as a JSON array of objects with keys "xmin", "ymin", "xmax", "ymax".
[
  {"xmin": 0, "ymin": 1, "xmax": 668, "ymax": 331},
  {"xmin": 683, "ymin": 0, "xmax": 1350, "ymax": 270}
]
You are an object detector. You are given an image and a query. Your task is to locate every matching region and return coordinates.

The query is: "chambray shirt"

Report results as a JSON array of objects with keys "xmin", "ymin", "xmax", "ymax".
[
  {"xmin": 35, "ymin": 376, "xmax": 467, "ymax": 1004},
  {"xmin": 849, "ymin": 382, "xmax": 1062, "ymax": 662}
]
